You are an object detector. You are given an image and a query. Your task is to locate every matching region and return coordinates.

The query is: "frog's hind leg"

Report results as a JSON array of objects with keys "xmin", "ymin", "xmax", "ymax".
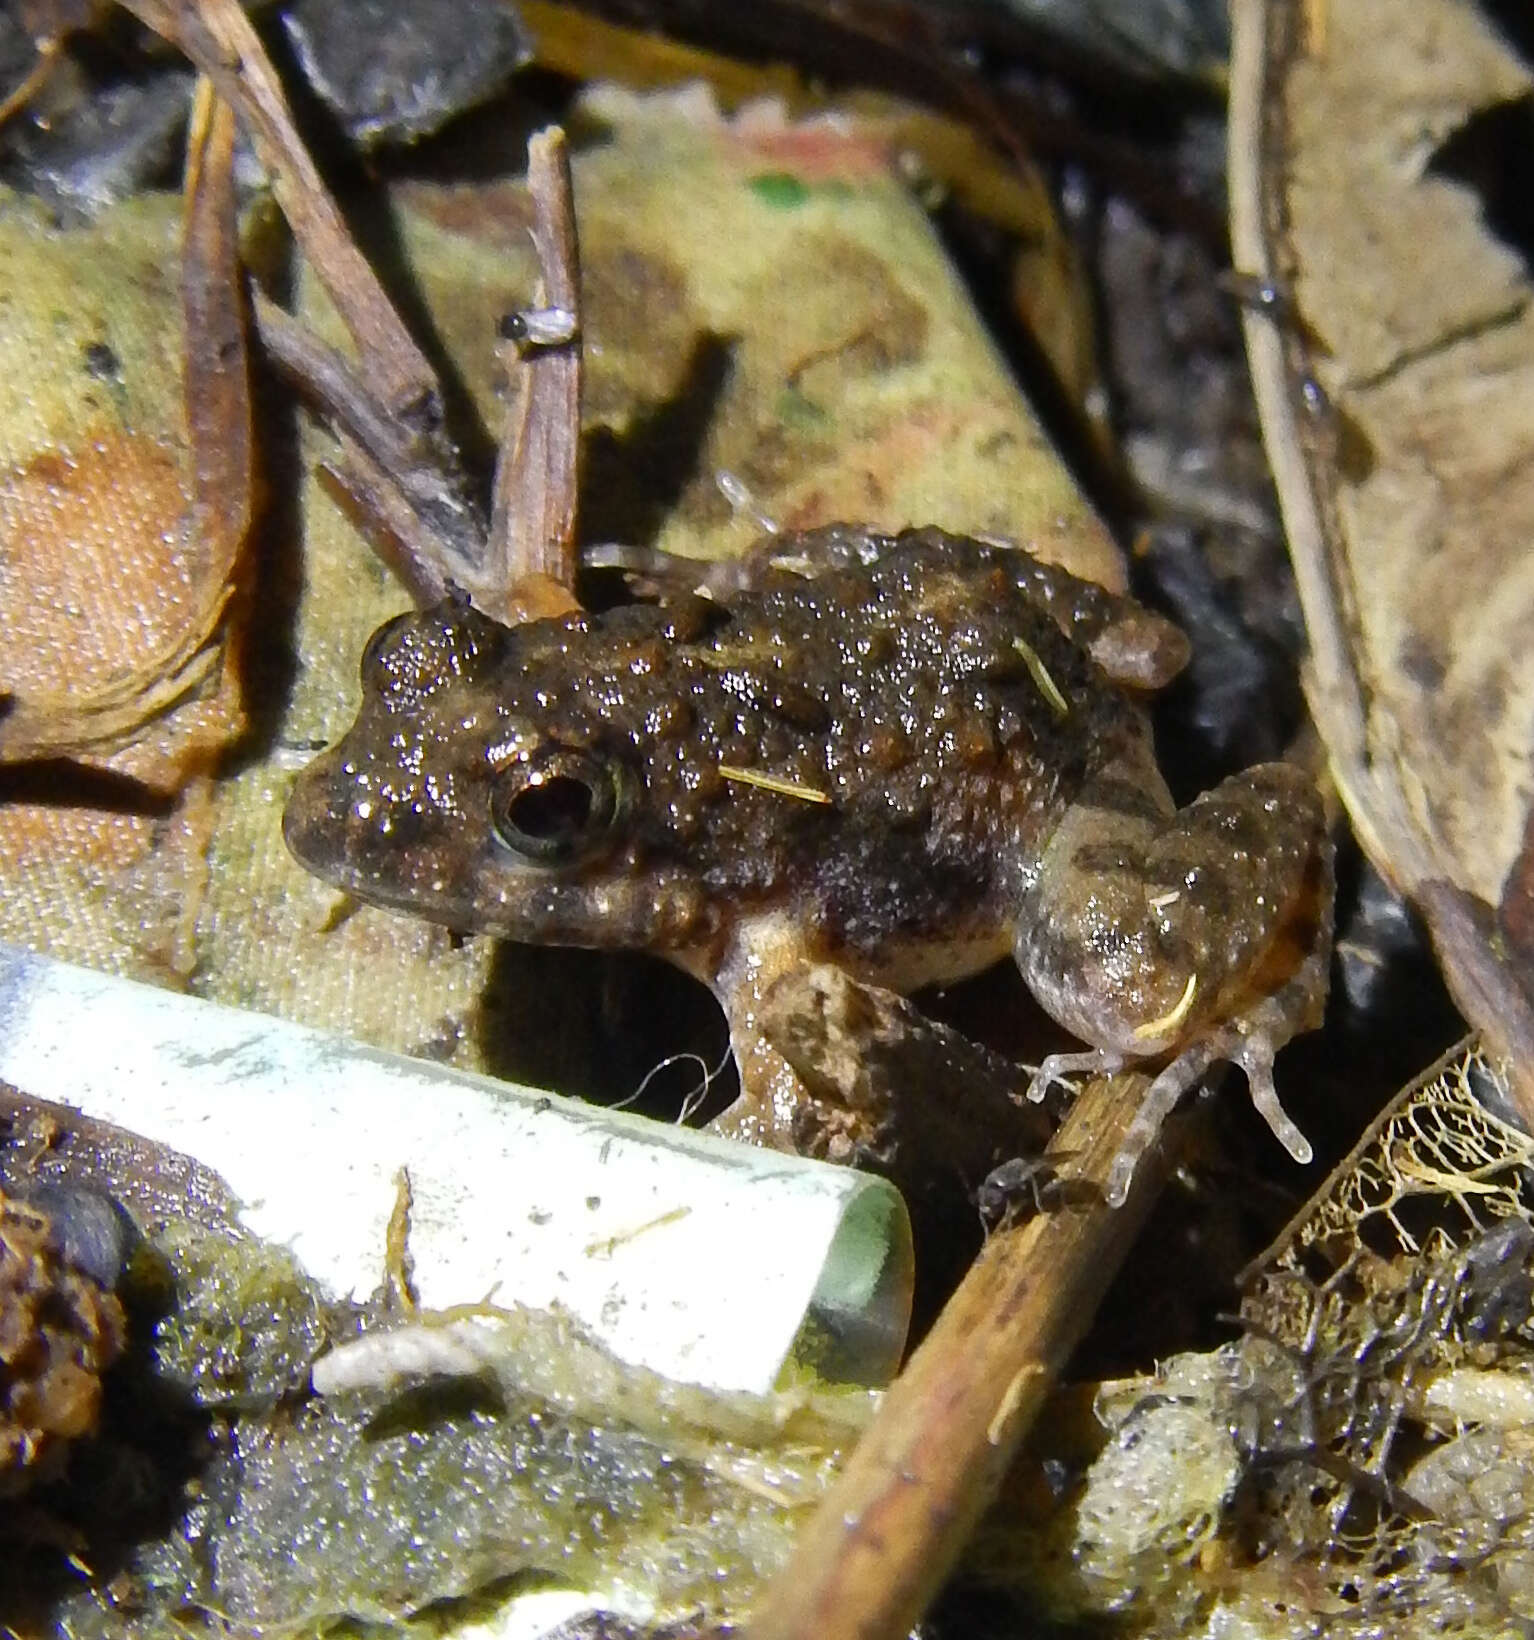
[{"xmin": 1017, "ymin": 759, "xmax": 1333, "ymax": 1205}]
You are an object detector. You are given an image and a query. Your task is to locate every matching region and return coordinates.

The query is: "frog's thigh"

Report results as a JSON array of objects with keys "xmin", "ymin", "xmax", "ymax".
[{"xmin": 1016, "ymin": 762, "xmax": 1324, "ymax": 1053}]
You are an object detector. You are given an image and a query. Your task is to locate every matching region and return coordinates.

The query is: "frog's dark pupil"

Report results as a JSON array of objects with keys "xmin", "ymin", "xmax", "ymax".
[{"xmin": 507, "ymin": 775, "xmax": 593, "ymax": 841}]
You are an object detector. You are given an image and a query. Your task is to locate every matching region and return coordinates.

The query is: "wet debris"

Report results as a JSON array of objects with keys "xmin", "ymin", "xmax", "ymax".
[{"xmin": 0, "ymin": 1186, "xmax": 126, "ymax": 1496}]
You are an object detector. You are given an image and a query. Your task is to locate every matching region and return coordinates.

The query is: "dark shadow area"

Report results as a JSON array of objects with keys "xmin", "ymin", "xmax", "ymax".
[
  {"xmin": 1327, "ymin": 840, "xmax": 1468, "ymax": 1072},
  {"xmin": 1130, "ymin": 525, "xmax": 1306, "ymax": 799},
  {"xmin": 222, "ymin": 352, "xmax": 310, "ymax": 775},
  {"xmin": 1429, "ymin": 93, "xmax": 1534, "ymax": 277},
  {"xmin": 0, "ymin": 760, "xmax": 176, "ymax": 817},
  {"xmin": 927, "ymin": 1578, "xmax": 1087, "ymax": 1640},
  {"xmin": 1476, "ymin": 0, "xmax": 1534, "ymax": 69},
  {"xmin": 384, "ymin": 65, "xmax": 585, "ymax": 184},
  {"xmin": 477, "ymin": 943, "xmax": 737, "ymax": 1125},
  {"xmin": 576, "ymin": 333, "xmax": 735, "ymax": 554},
  {"xmin": 897, "ymin": 963, "xmax": 1085, "ymax": 1338}
]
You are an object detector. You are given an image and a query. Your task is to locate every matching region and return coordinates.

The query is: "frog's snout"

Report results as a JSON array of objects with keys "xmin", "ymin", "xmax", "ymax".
[
  {"xmin": 281, "ymin": 743, "xmax": 354, "ymax": 881},
  {"xmin": 283, "ymin": 729, "xmax": 461, "ymax": 917}
]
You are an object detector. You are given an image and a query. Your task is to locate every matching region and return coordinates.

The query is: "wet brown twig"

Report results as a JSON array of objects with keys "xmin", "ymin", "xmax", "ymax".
[
  {"xmin": 181, "ymin": 79, "xmax": 251, "ymax": 585},
  {"xmin": 489, "ymin": 126, "xmax": 584, "ymax": 609},
  {"xmin": 121, "ymin": 0, "xmax": 586, "ymax": 623},
  {"xmin": 748, "ymin": 1071, "xmax": 1169, "ymax": 1640}
]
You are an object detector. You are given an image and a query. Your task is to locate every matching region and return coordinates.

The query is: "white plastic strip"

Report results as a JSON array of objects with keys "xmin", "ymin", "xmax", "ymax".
[{"xmin": 0, "ymin": 941, "xmax": 910, "ymax": 1394}]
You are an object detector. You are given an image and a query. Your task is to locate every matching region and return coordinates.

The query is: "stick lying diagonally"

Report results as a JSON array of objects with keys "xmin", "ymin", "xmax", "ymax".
[
  {"xmin": 747, "ymin": 1069, "xmax": 1167, "ymax": 1640},
  {"xmin": 121, "ymin": 0, "xmax": 584, "ymax": 622}
]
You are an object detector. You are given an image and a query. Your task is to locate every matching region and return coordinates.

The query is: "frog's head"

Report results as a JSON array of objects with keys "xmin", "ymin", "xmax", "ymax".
[{"xmin": 282, "ymin": 598, "xmax": 717, "ymax": 961}]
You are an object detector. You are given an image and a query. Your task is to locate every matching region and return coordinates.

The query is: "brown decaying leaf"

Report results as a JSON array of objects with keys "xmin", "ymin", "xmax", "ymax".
[
  {"xmin": 0, "ymin": 80, "xmax": 249, "ymax": 780},
  {"xmin": 1230, "ymin": 0, "xmax": 1534, "ymax": 1118},
  {"xmin": 0, "ymin": 82, "xmax": 248, "ymax": 984}
]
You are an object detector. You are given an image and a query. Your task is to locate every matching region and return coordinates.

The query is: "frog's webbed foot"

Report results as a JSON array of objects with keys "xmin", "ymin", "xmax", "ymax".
[
  {"xmin": 1022, "ymin": 1036, "xmax": 1295, "ymax": 1208},
  {"xmin": 1104, "ymin": 919, "xmax": 1330, "ymax": 1205},
  {"xmin": 1104, "ymin": 997, "xmax": 1315, "ymax": 1208}
]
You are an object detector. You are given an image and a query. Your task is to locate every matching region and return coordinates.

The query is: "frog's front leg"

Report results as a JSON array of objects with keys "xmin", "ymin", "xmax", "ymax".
[
  {"xmin": 1016, "ymin": 760, "xmax": 1331, "ymax": 1204},
  {"xmin": 701, "ymin": 914, "xmax": 820, "ymax": 1150}
]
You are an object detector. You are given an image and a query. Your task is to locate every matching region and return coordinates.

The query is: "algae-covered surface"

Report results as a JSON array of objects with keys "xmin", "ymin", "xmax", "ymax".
[{"xmin": 0, "ymin": 1089, "xmax": 871, "ymax": 1636}]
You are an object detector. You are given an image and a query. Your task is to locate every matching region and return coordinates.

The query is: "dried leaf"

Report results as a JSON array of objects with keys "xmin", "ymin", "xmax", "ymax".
[
  {"xmin": 1230, "ymin": 0, "xmax": 1534, "ymax": 1117},
  {"xmin": 0, "ymin": 87, "xmax": 248, "ymax": 782}
]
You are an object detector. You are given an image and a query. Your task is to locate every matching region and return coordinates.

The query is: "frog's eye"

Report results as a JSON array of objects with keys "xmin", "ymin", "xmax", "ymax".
[{"xmin": 488, "ymin": 749, "xmax": 629, "ymax": 864}]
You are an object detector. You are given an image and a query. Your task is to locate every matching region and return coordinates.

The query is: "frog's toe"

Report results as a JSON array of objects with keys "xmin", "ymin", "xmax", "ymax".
[
  {"xmin": 1105, "ymin": 1049, "xmax": 1213, "ymax": 1206},
  {"xmin": 1025, "ymin": 1047, "xmax": 1126, "ymax": 1104},
  {"xmin": 1232, "ymin": 1035, "xmax": 1313, "ymax": 1165}
]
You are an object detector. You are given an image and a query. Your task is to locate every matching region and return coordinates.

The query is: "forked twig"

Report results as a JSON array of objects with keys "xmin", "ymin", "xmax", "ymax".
[
  {"xmin": 119, "ymin": 0, "xmax": 489, "ymax": 588},
  {"xmin": 121, "ymin": 0, "xmax": 440, "ymax": 419},
  {"xmin": 124, "ymin": 1, "xmax": 586, "ymax": 624}
]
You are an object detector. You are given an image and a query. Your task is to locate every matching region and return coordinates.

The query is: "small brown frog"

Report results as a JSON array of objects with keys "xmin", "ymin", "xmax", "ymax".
[{"xmin": 284, "ymin": 526, "xmax": 1331, "ymax": 1202}]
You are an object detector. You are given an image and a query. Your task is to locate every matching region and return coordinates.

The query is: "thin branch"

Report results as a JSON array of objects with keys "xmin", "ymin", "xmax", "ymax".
[
  {"xmin": 488, "ymin": 125, "xmax": 584, "ymax": 610},
  {"xmin": 121, "ymin": 0, "xmax": 485, "ymax": 581},
  {"xmin": 252, "ymin": 291, "xmax": 482, "ymax": 596},
  {"xmin": 747, "ymin": 1071, "xmax": 1169, "ymax": 1640},
  {"xmin": 0, "ymin": 32, "xmax": 62, "ymax": 127},
  {"xmin": 182, "ymin": 79, "xmax": 251, "ymax": 566},
  {"xmin": 121, "ymin": 0, "xmax": 435, "ymax": 418}
]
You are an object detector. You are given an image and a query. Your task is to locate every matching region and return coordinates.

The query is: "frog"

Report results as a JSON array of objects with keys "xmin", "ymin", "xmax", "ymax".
[{"xmin": 282, "ymin": 525, "xmax": 1332, "ymax": 1204}]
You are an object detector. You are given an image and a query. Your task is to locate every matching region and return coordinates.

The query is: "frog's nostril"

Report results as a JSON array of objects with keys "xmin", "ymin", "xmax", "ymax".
[{"xmin": 368, "ymin": 804, "xmax": 426, "ymax": 849}]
